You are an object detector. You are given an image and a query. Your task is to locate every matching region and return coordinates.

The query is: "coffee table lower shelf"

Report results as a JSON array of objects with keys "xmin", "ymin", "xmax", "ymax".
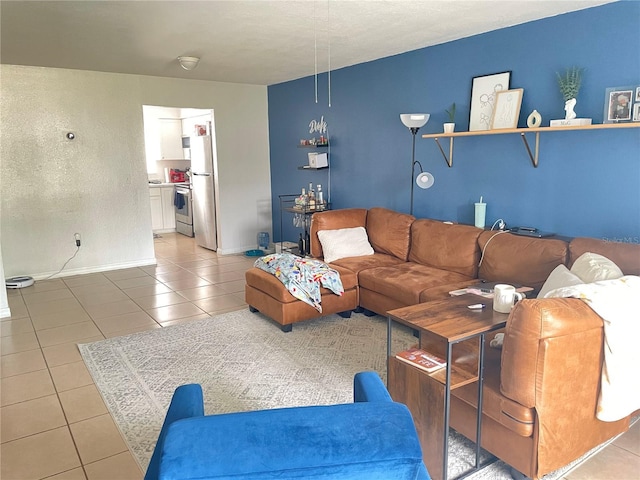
[{"xmin": 388, "ymin": 357, "xmax": 499, "ymax": 480}]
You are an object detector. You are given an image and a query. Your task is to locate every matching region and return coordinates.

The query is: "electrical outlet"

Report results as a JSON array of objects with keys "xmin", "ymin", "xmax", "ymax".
[{"xmin": 74, "ymin": 233, "xmax": 81, "ymax": 247}]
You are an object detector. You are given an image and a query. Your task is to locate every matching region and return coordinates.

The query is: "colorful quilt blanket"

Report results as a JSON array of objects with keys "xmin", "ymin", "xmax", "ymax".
[{"xmin": 254, "ymin": 253, "xmax": 344, "ymax": 312}]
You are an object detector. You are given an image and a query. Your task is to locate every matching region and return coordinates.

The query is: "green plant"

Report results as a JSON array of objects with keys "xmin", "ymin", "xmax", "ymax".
[
  {"xmin": 445, "ymin": 102, "xmax": 456, "ymax": 123},
  {"xmin": 556, "ymin": 67, "xmax": 584, "ymax": 101}
]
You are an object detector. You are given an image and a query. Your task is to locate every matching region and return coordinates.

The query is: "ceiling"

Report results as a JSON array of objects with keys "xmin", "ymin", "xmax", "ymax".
[{"xmin": 0, "ymin": 0, "xmax": 613, "ymax": 86}]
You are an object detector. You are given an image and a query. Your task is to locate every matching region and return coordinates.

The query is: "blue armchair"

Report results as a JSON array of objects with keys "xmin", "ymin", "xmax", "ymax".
[{"xmin": 145, "ymin": 371, "xmax": 430, "ymax": 480}]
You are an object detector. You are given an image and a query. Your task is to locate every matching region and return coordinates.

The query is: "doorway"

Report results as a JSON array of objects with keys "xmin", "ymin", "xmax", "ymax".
[{"xmin": 142, "ymin": 106, "xmax": 219, "ymax": 256}]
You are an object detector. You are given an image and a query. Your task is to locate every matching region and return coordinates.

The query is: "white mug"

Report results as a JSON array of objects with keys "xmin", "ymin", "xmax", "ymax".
[{"xmin": 493, "ymin": 284, "xmax": 524, "ymax": 313}]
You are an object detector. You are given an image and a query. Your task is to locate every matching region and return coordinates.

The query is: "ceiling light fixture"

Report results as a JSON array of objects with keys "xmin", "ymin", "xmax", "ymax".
[{"xmin": 178, "ymin": 56, "xmax": 200, "ymax": 71}]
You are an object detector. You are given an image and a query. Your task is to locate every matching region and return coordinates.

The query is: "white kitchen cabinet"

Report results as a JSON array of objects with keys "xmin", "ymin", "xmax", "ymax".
[
  {"xmin": 150, "ymin": 188, "xmax": 164, "ymax": 231},
  {"xmin": 161, "ymin": 186, "xmax": 176, "ymax": 230},
  {"xmin": 159, "ymin": 119, "xmax": 184, "ymax": 160},
  {"xmin": 150, "ymin": 186, "xmax": 177, "ymax": 232}
]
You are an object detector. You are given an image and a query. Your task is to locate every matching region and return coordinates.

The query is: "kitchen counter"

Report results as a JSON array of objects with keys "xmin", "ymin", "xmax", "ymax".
[{"xmin": 149, "ymin": 182, "xmax": 189, "ymax": 188}]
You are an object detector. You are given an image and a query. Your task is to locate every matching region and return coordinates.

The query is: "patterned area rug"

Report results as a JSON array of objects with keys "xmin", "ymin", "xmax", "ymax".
[{"xmin": 79, "ymin": 309, "xmax": 626, "ymax": 479}]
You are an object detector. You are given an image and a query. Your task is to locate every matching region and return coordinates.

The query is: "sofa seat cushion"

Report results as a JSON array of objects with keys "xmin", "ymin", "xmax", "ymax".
[
  {"xmin": 366, "ymin": 207, "xmax": 415, "ymax": 261},
  {"xmin": 246, "ymin": 265, "xmax": 357, "ymax": 304},
  {"xmin": 478, "ymin": 231, "xmax": 568, "ymax": 290},
  {"xmin": 452, "ymin": 344, "xmax": 535, "ymax": 438},
  {"xmin": 359, "ymin": 263, "xmax": 474, "ymax": 306},
  {"xmin": 408, "ymin": 219, "xmax": 481, "ymax": 277},
  {"xmin": 331, "ymin": 252, "xmax": 406, "ymax": 274},
  {"xmin": 159, "ymin": 402, "xmax": 426, "ymax": 479}
]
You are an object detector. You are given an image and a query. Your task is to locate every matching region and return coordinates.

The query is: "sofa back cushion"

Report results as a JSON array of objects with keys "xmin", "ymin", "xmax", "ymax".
[
  {"xmin": 408, "ymin": 219, "xmax": 481, "ymax": 277},
  {"xmin": 365, "ymin": 207, "xmax": 415, "ymax": 261},
  {"xmin": 478, "ymin": 231, "xmax": 568, "ymax": 290},
  {"xmin": 569, "ymin": 237, "xmax": 640, "ymax": 275},
  {"xmin": 310, "ymin": 209, "xmax": 367, "ymax": 259}
]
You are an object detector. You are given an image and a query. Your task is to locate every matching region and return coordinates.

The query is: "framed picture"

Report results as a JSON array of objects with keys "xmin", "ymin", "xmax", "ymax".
[
  {"xmin": 635, "ymin": 87, "xmax": 640, "ymax": 103},
  {"xmin": 469, "ymin": 71, "xmax": 511, "ymax": 131},
  {"xmin": 633, "ymin": 104, "xmax": 640, "ymax": 122},
  {"xmin": 604, "ymin": 87, "xmax": 634, "ymax": 123},
  {"xmin": 490, "ymin": 88, "xmax": 524, "ymax": 129}
]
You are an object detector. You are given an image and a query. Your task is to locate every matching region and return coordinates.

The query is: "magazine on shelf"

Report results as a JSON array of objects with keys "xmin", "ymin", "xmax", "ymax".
[{"xmin": 395, "ymin": 347, "xmax": 446, "ymax": 373}]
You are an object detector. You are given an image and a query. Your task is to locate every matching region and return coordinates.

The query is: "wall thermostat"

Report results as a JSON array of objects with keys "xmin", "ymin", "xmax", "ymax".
[{"xmin": 5, "ymin": 276, "xmax": 35, "ymax": 289}]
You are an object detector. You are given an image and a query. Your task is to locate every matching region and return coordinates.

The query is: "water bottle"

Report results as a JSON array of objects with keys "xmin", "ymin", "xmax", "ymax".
[{"xmin": 258, "ymin": 232, "xmax": 269, "ymax": 250}]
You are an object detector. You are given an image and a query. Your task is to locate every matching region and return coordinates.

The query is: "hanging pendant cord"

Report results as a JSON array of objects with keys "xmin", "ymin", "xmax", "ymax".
[
  {"xmin": 314, "ymin": 1, "xmax": 318, "ymax": 103},
  {"xmin": 327, "ymin": 0, "xmax": 331, "ymax": 107}
]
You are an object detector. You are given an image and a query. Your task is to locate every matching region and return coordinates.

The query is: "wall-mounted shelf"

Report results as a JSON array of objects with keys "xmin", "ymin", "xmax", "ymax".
[
  {"xmin": 297, "ymin": 143, "xmax": 329, "ymax": 148},
  {"xmin": 422, "ymin": 123, "xmax": 640, "ymax": 168},
  {"xmin": 298, "ymin": 165, "xmax": 328, "ymax": 170}
]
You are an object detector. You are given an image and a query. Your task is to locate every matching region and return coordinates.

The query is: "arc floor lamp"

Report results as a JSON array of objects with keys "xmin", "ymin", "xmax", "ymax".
[{"xmin": 400, "ymin": 114, "xmax": 434, "ymax": 215}]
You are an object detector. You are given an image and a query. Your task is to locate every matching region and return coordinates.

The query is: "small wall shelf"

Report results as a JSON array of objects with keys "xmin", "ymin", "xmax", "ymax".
[
  {"xmin": 297, "ymin": 143, "xmax": 329, "ymax": 148},
  {"xmin": 422, "ymin": 123, "xmax": 640, "ymax": 168}
]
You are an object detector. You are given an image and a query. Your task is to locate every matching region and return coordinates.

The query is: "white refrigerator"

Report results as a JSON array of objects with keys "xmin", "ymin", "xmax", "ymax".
[{"xmin": 190, "ymin": 135, "xmax": 218, "ymax": 251}]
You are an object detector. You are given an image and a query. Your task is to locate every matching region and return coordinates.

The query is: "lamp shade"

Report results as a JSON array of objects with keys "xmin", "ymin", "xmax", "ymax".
[
  {"xmin": 178, "ymin": 56, "xmax": 200, "ymax": 70},
  {"xmin": 400, "ymin": 113, "xmax": 430, "ymax": 129},
  {"xmin": 416, "ymin": 172, "xmax": 435, "ymax": 189}
]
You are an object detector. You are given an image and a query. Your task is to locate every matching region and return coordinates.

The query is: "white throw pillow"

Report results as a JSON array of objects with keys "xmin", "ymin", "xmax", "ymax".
[
  {"xmin": 570, "ymin": 252, "xmax": 624, "ymax": 283},
  {"xmin": 537, "ymin": 264, "xmax": 584, "ymax": 298},
  {"xmin": 317, "ymin": 227, "xmax": 374, "ymax": 263}
]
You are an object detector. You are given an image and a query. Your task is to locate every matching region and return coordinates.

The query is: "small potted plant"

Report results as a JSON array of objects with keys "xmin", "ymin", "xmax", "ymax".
[
  {"xmin": 444, "ymin": 103, "xmax": 456, "ymax": 133},
  {"xmin": 556, "ymin": 67, "xmax": 584, "ymax": 120}
]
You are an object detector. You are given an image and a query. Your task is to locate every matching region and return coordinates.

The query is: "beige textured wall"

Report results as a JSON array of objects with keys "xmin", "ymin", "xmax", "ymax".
[{"xmin": 0, "ymin": 65, "xmax": 271, "ymax": 279}]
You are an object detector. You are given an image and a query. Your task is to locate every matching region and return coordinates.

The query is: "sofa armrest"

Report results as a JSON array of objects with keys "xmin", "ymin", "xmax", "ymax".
[
  {"xmin": 501, "ymin": 298, "xmax": 604, "ymax": 408},
  {"xmin": 145, "ymin": 384, "xmax": 204, "ymax": 480},
  {"xmin": 353, "ymin": 371, "xmax": 392, "ymax": 403},
  {"xmin": 500, "ymin": 298, "xmax": 629, "ymax": 475}
]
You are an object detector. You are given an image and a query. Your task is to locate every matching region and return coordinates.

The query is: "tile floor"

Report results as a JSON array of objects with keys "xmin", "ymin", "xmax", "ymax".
[{"xmin": 1, "ymin": 233, "xmax": 639, "ymax": 479}]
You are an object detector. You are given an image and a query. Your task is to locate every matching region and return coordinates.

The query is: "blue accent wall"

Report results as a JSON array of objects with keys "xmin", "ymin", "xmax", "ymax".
[{"xmin": 268, "ymin": 2, "xmax": 640, "ymax": 243}]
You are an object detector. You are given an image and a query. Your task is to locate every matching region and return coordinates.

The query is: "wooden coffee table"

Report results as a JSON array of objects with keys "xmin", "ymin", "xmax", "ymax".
[{"xmin": 386, "ymin": 294, "xmax": 509, "ymax": 480}]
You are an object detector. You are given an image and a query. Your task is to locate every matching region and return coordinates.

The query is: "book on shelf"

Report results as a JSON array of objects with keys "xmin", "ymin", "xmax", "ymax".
[{"xmin": 395, "ymin": 347, "xmax": 446, "ymax": 373}]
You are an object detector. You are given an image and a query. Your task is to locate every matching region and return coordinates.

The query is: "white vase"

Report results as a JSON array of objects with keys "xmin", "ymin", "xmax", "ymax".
[
  {"xmin": 564, "ymin": 98, "xmax": 577, "ymax": 120},
  {"xmin": 443, "ymin": 123, "xmax": 455, "ymax": 133}
]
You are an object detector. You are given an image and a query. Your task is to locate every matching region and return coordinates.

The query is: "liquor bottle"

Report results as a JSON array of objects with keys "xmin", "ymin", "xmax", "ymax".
[
  {"xmin": 317, "ymin": 184, "xmax": 324, "ymax": 208},
  {"xmin": 308, "ymin": 186, "xmax": 316, "ymax": 209},
  {"xmin": 298, "ymin": 233, "xmax": 305, "ymax": 256}
]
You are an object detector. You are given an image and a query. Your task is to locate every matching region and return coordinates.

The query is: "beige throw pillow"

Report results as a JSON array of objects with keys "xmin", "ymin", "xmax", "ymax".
[
  {"xmin": 317, "ymin": 227, "xmax": 374, "ymax": 263},
  {"xmin": 570, "ymin": 252, "xmax": 624, "ymax": 283},
  {"xmin": 537, "ymin": 264, "xmax": 584, "ymax": 298}
]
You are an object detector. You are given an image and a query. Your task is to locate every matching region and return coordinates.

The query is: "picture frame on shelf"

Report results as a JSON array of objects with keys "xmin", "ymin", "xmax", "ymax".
[
  {"xmin": 635, "ymin": 87, "xmax": 640, "ymax": 103},
  {"xmin": 603, "ymin": 86, "xmax": 635, "ymax": 123},
  {"xmin": 633, "ymin": 104, "xmax": 640, "ymax": 122},
  {"xmin": 490, "ymin": 88, "xmax": 524, "ymax": 129},
  {"xmin": 469, "ymin": 71, "xmax": 511, "ymax": 131}
]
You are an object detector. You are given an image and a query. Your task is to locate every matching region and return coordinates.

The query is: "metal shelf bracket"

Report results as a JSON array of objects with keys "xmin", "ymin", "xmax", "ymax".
[
  {"xmin": 433, "ymin": 137, "xmax": 453, "ymax": 167},
  {"xmin": 519, "ymin": 132, "xmax": 540, "ymax": 168}
]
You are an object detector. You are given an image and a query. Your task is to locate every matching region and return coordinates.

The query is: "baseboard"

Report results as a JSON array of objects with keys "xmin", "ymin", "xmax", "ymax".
[
  {"xmin": 31, "ymin": 257, "xmax": 158, "ymax": 280},
  {"xmin": 0, "ymin": 307, "xmax": 11, "ymax": 319},
  {"xmin": 216, "ymin": 245, "xmax": 255, "ymax": 255}
]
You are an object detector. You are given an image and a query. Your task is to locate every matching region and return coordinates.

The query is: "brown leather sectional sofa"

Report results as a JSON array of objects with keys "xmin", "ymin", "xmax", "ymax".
[
  {"xmin": 245, "ymin": 208, "xmax": 640, "ymax": 478},
  {"xmin": 245, "ymin": 206, "xmax": 639, "ymax": 479}
]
